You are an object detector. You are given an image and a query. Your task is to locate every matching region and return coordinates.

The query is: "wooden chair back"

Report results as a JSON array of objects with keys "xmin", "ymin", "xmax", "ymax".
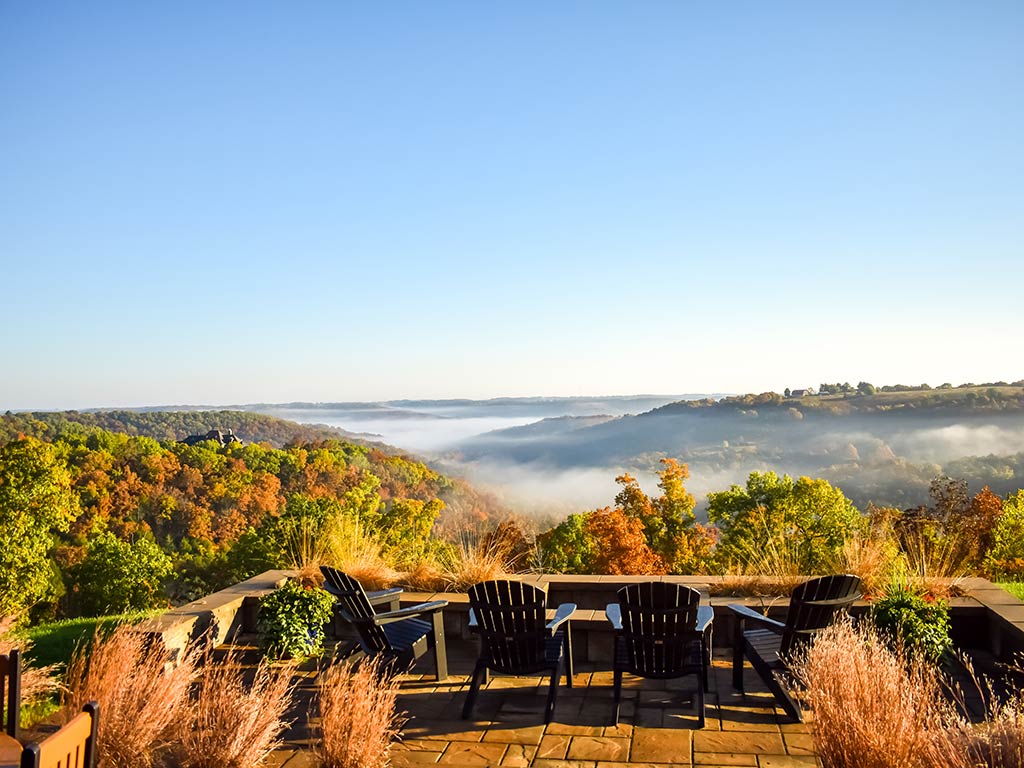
[
  {"xmin": 20, "ymin": 702, "xmax": 98, "ymax": 768},
  {"xmin": 319, "ymin": 567, "xmax": 390, "ymax": 654},
  {"xmin": 1, "ymin": 649, "xmax": 21, "ymax": 739},
  {"xmin": 468, "ymin": 580, "xmax": 549, "ymax": 674},
  {"xmin": 779, "ymin": 574, "xmax": 862, "ymax": 656},
  {"xmin": 616, "ymin": 582, "xmax": 702, "ymax": 678}
]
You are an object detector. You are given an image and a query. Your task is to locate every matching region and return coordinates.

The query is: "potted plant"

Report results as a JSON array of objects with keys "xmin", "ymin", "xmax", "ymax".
[{"xmin": 257, "ymin": 579, "xmax": 335, "ymax": 659}]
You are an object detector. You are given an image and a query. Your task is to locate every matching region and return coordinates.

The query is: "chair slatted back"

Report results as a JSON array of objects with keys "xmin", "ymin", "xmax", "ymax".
[
  {"xmin": 617, "ymin": 582, "xmax": 702, "ymax": 677},
  {"xmin": 469, "ymin": 580, "xmax": 549, "ymax": 674},
  {"xmin": 1, "ymin": 650, "xmax": 21, "ymax": 738},
  {"xmin": 779, "ymin": 574, "xmax": 862, "ymax": 656},
  {"xmin": 319, "ymin": 567, "xmax": 390, "ymax": 654},
  {"xmin": 22, "ymin": 702, "xmax": 98, "ymax": 768}
]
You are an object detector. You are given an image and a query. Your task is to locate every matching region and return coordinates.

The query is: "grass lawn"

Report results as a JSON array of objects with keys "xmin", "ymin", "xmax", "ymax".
[
  {"xmin": 999, "ymin": 582, "xmax": 1024, "ymax": 602},
  {"xmin": 16, "ymin": 610, "xmax": 156, "ymax": 669}
]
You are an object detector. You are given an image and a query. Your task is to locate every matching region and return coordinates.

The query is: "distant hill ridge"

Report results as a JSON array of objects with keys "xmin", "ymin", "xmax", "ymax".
[
  {"xmin": 650, "ymin": 383, "xmax": 1024, "ymax": 417},
  {"xmin": 0, "ymin": 409, "xmax": 385, "ymax": 449}
]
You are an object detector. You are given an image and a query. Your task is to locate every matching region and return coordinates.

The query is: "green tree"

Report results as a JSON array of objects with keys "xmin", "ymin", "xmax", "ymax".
[
  {"xmin": 535, "ymin": 513, "xmax": 596, "ymax": 574},
  {"xmin": 68, "ymin": 531, "xmax": 173, "ymax": 615},
  {"xmin": 707, "ymin": 471, "xmax": 863, "ymax": 573},
  {"xmin": 985, "ymin": 490, "xmax": 1024, "ymax": 578},
  {"xmin": 376, "ymin": 497, "xmax": 445, "ymax": 565},
  {"xmin": 857, "ymin": 381, "xmax": 876, "ymax": 396},
  {"xmin": 0, "ymin": 437, "xmax": 78, "ymax": 615}
]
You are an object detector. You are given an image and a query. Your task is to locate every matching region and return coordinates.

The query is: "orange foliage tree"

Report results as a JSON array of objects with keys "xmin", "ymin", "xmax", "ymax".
[{"xmin": 584, "ymin": 507, "xmax": 664, "ymax": 575}]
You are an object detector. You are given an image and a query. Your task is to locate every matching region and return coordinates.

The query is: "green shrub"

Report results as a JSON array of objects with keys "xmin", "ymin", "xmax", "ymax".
[
  {"xmin": 257, "ymin": 579, "xmax": 334, "ymax": 659},
  {"xmin": 870, "ymin": 581, "xmax": 952, "ymax": 663}
]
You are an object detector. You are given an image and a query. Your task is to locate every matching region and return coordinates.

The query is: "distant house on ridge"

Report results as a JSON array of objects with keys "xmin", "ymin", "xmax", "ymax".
[{"xmin": 180, "ymin": 429, "xmax": 242, "ymax": 447}]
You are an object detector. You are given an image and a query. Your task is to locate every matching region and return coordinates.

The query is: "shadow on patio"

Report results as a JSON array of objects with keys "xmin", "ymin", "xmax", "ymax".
[{"xmin": 268, "ymin": 638, "xmax": 819, "ymax": 768}]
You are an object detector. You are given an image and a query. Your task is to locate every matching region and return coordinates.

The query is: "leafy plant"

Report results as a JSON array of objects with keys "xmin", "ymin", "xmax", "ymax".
[
  {"xmin": 257, "ymin": 580, "xmax": 334, "ymax": 659},
  {"xmin": 870, "ymin": 581, "xmax": 952, "ymax": 663}
]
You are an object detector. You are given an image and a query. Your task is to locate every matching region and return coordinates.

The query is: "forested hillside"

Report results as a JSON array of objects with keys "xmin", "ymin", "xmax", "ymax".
[
  {"xmin": 0, "ymin": 416, "xmax": 503, "ymax": 619},
  {"xmin": 456, "ymin": 384, "xmax": 1024, "ymax": 510},
  {"xmin": 0, "ymin": 409, "xmax": 373, "ymax": 447}
]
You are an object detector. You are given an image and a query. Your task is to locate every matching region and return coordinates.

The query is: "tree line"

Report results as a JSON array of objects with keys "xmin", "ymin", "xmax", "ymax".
[{"xmin": 0, "ymin": 426, "xmax": 495, "ymax": 619}]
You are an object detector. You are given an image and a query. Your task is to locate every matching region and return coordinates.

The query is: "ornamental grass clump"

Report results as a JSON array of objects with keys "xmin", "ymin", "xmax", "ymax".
[
  {"xmin": 63, "ymin": 624, "xmax": 197, "ymax": 768},
  {"xmin": 790, "ymin": 619, "xmax": 958, "ymax": 768},
  {"xmin": 315, "ymin": 656, "xmax": 405, "ymax": 768},
  {"xmin": 169, "ymin": 651, "xmax": 296, "ymax": 768},
  {"xmin": 792, "ymin": 619, "xmax": 1024, "ymax": 768}
]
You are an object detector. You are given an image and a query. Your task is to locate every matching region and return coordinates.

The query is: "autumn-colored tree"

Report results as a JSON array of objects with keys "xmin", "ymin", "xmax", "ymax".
[
  {"xmin": 613, "ymin": 459, "xmax": 714, "ymax": 573},
  {"xmin": 0, "ymin": 424, "xmax": 464, "ymax": 614},
  {"xmin": 950, "ymin": 486, "xmax": 1003, "ymax": 567},
  {"xmin": 584, "ymin": 507, "xmax": 665, "ymax": 575}
]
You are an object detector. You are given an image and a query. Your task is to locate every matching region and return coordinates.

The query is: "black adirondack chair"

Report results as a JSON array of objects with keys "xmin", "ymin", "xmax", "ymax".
[
  {"xmin": 606, "ymin": 582, "xmax": 713, "ymax": 728},
  {"xmin": 1, "ymin": 649, "xmax": 21, "ymax": 741},
  {"xmin": 319, "ymin": 567, "xmax": 449, "ymax": 681},
  {"xmin": 463, "ymin": 580, "xmax": 576, "ymax": 724},
  {"xmin": 728, "ymin": 573, "xmax": 861, "ymax": 722}
]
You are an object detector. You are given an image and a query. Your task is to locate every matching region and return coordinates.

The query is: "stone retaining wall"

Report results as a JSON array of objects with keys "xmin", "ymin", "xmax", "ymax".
[{"xmin": 142, "ymin": 571, "xmax": 1023, "ymax": 665}]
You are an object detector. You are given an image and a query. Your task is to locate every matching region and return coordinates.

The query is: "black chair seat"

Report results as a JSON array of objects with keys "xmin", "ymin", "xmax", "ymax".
[
  {"xmin": 743, "ymin": 629, "xmax": 783, "ymax": 669},
  {"xmin": 383, "ymin": 618, "xmax": 432, "ymax": 649}
]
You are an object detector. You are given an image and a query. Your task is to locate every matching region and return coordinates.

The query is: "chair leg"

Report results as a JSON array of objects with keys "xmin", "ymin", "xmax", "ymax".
[
  {"xmin": 563, "ymin": 625, "xmax": 575, "ymax": 688},
  {"xmin": 767, "ymin": 670, "xmax": 804, "ymax": 723},
  {"xmin": 703, "ymin": 627, "xmax": 712, "ymax": 693},
  {"xmin": 696, "ymin": 675, "xmax": 705, "ymax": 729},
  {"xmin": 431, "ymin": 610, "xmax": 448, "ymax": 681},
  {"xmin": 462, "ymin": 661, "xmax": 487, "ymax": 720},
  {"xmin": 612, "ymin": 667, "xmax": 623, "ymax": 726},
  {"xmin": 732, "ymin": 620, "xmax": 745, "ymax": 691},
  {"xmin": 545, "ymin": 661, "xmax": 561, "ymax": 724}
]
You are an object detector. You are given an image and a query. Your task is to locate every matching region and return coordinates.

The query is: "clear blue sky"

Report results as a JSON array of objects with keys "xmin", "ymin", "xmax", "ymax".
[{"xmin": 2, "ymin": 2, "xmax": 1022, "ymax": 409}]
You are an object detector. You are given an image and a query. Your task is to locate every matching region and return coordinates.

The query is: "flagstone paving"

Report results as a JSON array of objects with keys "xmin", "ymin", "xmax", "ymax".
[{"xmin": 266, "ymin": 640, "xmax": 820, "ymax": 768}]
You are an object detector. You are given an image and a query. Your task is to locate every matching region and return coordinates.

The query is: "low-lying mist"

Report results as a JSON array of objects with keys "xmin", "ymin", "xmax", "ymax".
[{"xmin": 256, "ymin": 399, "xmax": 1024, "ymax": 518}]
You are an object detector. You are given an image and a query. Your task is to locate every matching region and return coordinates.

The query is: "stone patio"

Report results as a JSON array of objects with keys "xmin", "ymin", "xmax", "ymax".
[{"xmin": 267, "ymin": 638, "xmax": 820, "ymax": 768}]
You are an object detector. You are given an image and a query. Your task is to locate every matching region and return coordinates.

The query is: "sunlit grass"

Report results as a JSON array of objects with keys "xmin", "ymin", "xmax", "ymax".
[
  {"xmin": 1000, "ymin": 582, "xmax": 1024, "ymax": 601},
  {"xmin": 17, "ymin": 611, "xmax": 157, "ymax": 669}
]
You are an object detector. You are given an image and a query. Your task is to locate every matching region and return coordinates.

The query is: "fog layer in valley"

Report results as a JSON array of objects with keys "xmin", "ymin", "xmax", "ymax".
[{"xmin": 252, "ymin": 395, "xmax": 1024, "ymax": 515}]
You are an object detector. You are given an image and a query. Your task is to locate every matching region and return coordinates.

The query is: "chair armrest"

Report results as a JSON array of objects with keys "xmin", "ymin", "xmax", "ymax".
[
  {"xmin": 367, "ymin": 587, "xmax": 404, "ymax": 603},
  {"xmin": 546, "ymin": 603, "xmax": 576, "ymax": 632},
  {"xmin": 696, "ymin": 604, "xmax": 714, "ymax": 633},
  {"xmin": 727, "ymin": 603, "xmax": 786, "ymax": 633},
  {"xmin": 605, "ymin": 603, "xmax": 622, "ymax": 631},
  {"xmin": 372, "ymin": 600, "xmax": 449, "ymax": 626}
]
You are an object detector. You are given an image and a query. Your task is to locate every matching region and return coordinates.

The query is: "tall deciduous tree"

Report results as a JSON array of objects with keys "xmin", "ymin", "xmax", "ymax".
[
  {"xmin": 707, "ymin": 471, "xmax": 862, "ymax": 573},
  {"xmin": 615, "ymin": 459, "xmax": 715, "ymax": 573},
  {"xmin": 0, "ymin": 437, "xmax": 78, "ymax": 614}
]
